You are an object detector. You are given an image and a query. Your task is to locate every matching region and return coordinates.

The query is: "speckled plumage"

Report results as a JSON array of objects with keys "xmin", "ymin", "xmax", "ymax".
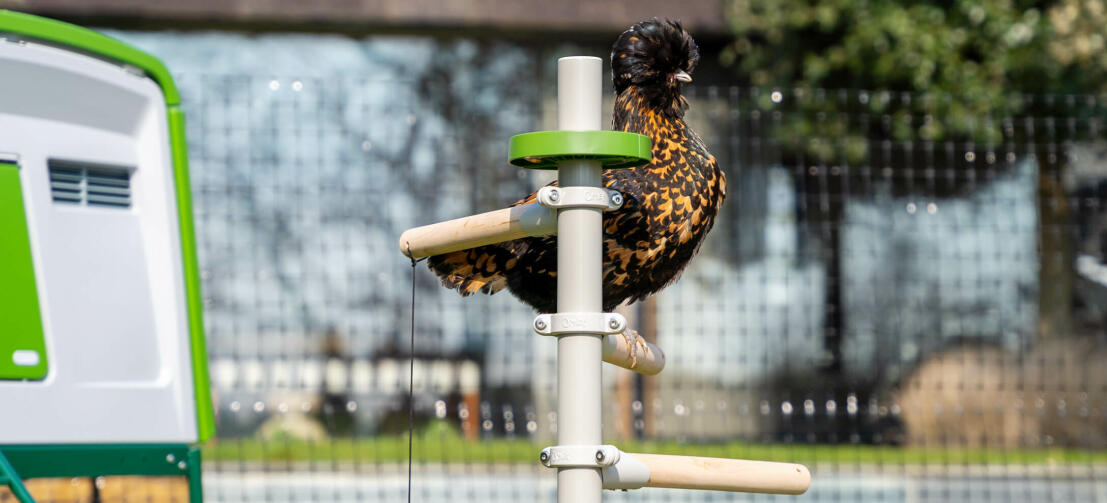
[{"xmin": 428, "ymin": 19, "xmax": 726, "ymax": 313}]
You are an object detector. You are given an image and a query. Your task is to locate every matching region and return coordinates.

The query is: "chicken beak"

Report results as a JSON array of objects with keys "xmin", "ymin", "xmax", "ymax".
[{"xmin": 674, "ymin": 69, "xmax": 692, "ymax": 83}]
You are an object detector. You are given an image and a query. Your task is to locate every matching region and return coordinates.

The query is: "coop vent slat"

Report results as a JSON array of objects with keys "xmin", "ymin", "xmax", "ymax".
[{"xmin": 48, "ymin": 163, "xmax": 132, "ymax": 208}]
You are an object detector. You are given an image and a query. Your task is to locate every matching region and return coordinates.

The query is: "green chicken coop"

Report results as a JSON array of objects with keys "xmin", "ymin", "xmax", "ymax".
[{"xmin": 0, "ymin": 10, "xmax": 212, "ymax": 503}]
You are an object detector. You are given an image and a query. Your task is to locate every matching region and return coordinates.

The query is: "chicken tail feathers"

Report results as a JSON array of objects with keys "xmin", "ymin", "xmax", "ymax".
[{"xmin": 427, "ymin": 245, "xmax": 515, "ymax": 297}]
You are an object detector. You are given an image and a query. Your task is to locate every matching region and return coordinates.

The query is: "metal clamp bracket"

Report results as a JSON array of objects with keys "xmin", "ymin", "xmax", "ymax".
[
  {"xmin": 533, "ymin": 312, "xmax": 626, "ymax": 336},
  {"xmin": 539, "ymin": 445, "xmax": 621, "ymax": 468},
  {"xmin": 537, "ymin": 186, "xmax": 623, "ymax": 211}
]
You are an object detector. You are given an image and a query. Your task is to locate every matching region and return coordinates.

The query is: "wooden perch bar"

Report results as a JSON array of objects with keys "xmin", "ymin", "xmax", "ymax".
[
  {"xmin": 629, "ymin": 453, "xmax": 810, "ymax": 494},
  {"xmin": 602, "ymin": 330, "xmax": 664, "ymax": 375},
  {"xmin": 399, "ymin": 202, "xmax": 556, "ymax": 259}
]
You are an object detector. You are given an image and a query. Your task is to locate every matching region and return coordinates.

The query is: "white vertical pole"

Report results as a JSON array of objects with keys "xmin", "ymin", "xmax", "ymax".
[{"xmin": 555, "ymin": 56, "xmax": 604, "ymax": 503}]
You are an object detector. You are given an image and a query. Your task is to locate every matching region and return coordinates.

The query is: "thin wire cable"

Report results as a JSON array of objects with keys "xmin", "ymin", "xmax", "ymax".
[{"xmin": 407, "ymin": 252, "xmax": 417, "ymax": 503}]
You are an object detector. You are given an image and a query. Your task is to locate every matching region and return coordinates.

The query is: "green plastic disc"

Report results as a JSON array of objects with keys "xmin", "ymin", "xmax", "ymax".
[{"xmin": 509, "ymin": 130, "xmax": 652, "ymax": 170}]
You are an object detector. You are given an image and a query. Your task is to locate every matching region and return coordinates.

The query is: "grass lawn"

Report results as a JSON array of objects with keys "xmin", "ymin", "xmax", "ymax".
[{"xmin": 204, "ymin": 422, "xmax": 1107, "ymax": 466}]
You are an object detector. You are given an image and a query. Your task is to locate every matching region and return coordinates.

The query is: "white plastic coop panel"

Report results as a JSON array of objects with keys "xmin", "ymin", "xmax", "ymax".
[{"xmin": 0, "ymin": 39, "xmax": 198, "ymax": 443}]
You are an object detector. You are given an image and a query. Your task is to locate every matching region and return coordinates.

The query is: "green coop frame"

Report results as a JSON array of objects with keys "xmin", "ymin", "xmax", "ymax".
[{"xmin": 0, "ymin": 10, "xmax": 211, "ymax": 503}]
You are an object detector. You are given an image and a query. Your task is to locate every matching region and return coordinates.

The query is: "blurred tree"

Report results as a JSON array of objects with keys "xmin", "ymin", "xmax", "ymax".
[
  {"xmin": 722, "ymin": 0, "xmax": 1107, "ymax": 161},
  {"xmin": 720, "ymin": 0, "xmax": 1107, "ymax": 373}
]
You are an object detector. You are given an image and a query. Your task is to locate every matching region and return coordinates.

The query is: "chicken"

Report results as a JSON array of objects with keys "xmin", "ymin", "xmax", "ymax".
[{"xmin": 428, "ymin": 18, "xmax": 726, "ymax": 314}]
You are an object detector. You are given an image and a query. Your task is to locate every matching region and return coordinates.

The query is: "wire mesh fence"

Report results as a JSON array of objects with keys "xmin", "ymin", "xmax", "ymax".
[
  {"xmin": 186, "ymin": 75, "xmax": 1106, "ymax": 502},
  {"xmin": 9, "ymin": 70, "xmax": 1104, "ymax": 502}
]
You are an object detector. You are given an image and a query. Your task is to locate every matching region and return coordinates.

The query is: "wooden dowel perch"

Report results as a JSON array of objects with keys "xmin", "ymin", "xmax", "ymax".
[
  {"xmin": 602, "ymin": 330, "xmax": 664, "ymax": 375},
  {"xmin": 628, "ymin": 453, "xmax": 810, "ymax": 494},
  {"xmin": 399, "ymin": 202, "xmax": 556, "ymax": 259}
]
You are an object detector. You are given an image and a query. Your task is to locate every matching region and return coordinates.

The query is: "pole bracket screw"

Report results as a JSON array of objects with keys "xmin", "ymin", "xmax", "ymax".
[
  {"xmin": 536, "ymin": 186, "xmax": 624, "ymax": 211},
  {"xmin": 533, "ymin": 312, "xmax": 627, "ymax": 336},
  {"xmin": 538, "ymin": 445, "xmax": 621, "ymax": 468}
]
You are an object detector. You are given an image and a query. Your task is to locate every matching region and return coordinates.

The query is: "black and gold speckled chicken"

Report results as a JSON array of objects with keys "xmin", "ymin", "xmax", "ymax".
[{"xmin": 428, "ymin": 18, "xmax": 726, "ymax": 313}]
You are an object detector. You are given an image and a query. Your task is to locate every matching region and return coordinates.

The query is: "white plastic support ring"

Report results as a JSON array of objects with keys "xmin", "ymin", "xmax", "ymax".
[
  {"xmin": 537, "ymin": 186, "xmax": 623, "ymax": 211},
  {"xmin": 539, "ymin": 445, "xmax": 622, "ymax": 468},
  {"xmin": 533, "ymin": 312, "xmax": 626, "ymax": 336}
]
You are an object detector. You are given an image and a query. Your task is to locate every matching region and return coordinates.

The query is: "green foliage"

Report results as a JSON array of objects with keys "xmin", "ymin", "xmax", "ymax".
[
  {"xmin": 1048, "ymin": 0, "xmax": 1107, "ymax": 85},
  {"xmin": 720, "ymin": 0, "xmax": 1107, "ymax": 162}
]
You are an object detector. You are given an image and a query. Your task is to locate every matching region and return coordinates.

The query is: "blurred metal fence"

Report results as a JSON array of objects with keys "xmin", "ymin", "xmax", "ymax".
[{"xmin": 174, "ymin": 74, "xmax": 1107, "ymax": 502}]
